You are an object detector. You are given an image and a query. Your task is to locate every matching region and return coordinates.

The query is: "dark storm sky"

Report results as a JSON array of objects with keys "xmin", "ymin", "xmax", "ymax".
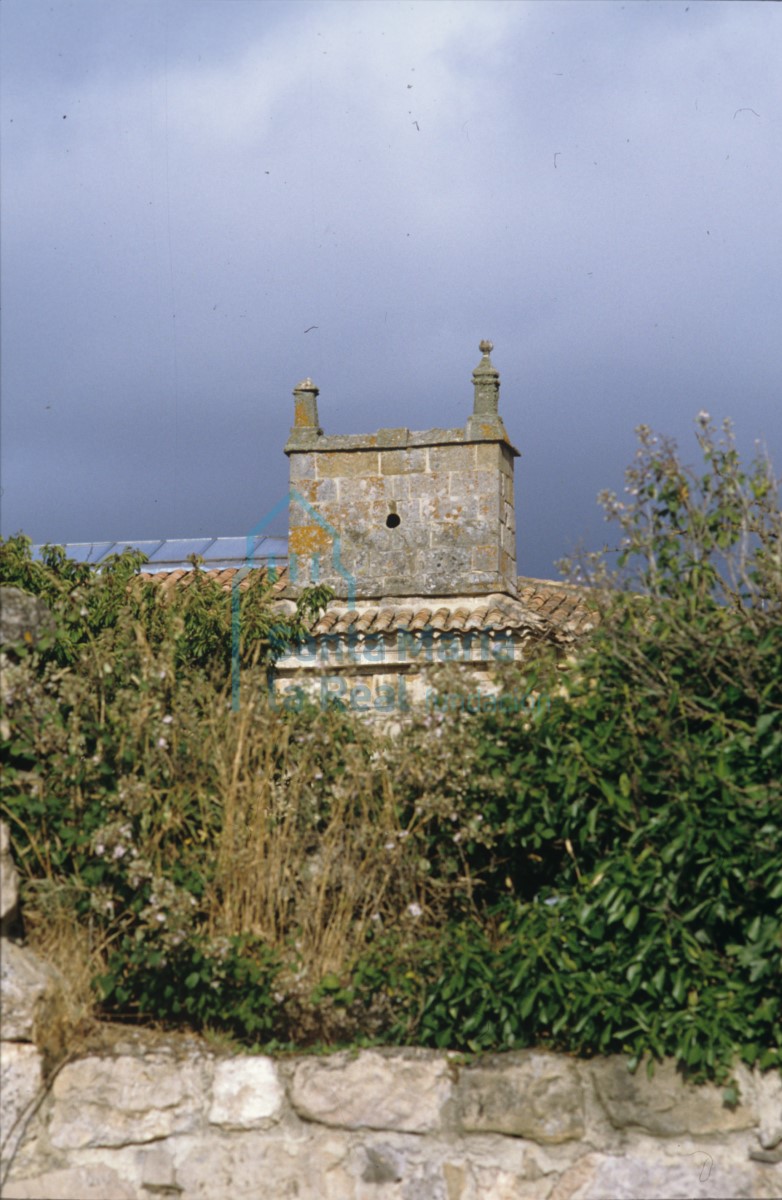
[{"xmin": 2, "ymin": 0, "xmax": 780, "ymax": 578}]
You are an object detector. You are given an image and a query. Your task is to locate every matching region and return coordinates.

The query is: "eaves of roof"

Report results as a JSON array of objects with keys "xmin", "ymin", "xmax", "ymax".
[{"xmin": 137, "ymin": 564, "xmax": 595, "ymax": 640}]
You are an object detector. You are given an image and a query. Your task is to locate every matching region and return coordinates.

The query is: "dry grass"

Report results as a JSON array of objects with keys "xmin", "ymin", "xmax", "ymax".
[
  {"xmin": 204, "ymin": 695, "xmax": 408, "ymax": 985},
  {"xmin": 21, "ymin": 879, "xmax": 111, "ymax": 1072}
]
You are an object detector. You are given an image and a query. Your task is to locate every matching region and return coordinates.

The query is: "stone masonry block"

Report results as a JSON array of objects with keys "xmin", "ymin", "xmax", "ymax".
[
  {"xmin": 49, "ymin": 1054, "xmax": 206, "ymax": 1148},
  {"xmin": 475, "ymin": 442, "xmax": 506, "ymax": 472},
  {"xmin": 318, "ymin": 450, "xmax": 380, "ymax": 478},
  {"xmin": 500, "ymin": 444, "xmax": 516, "ymax": 476},
  {"xmin": 380, "ymin": 448, "xmax": 427, "ymax": 475},
  {"xmin": 550, "ymin": 1151, "xmax": 781, "ymax": 1200},
  {"xmin": 589, "ymin": 1057, "xmax": 756, "ymax": 1136},
  {"xmin": 384, "ymin": 475, "xmax": 410, "ymax": 500},
  {"xmin": 418, "ymin": 494, "xmax": 479, "ymax": 524},
  {"xmin": 430, "ymin": 520, "xmax": 487, "ymax": 550},
  {"xmin": 289, "ymin": 523, "xmax": 335, "ymax": 558},
  {"xmin": 449, "ymin": 470, "xmax": 499, "ymax": 501},
  {"xmin": 1, "ymin": 819, "xmax": 19, "ymax": 935},
  {"xmin": 2, "ymin": 1166, "xmax": 136, "ymax": 1200},
  {"xmin": 1, "ymin": 941, "xmax": 63, "ymax": 1042},
  {"xmin": 208, "ymin": 1056, "xmax": 284, "ymax": 1129},
  {"xmin": 501, "ymin": 523, "xmax": 516, "ymax": 552},
  {"xmin": 455, "ymin": 1052, "xmax": 585, "ymax": 1143},
  {"xmin": 329, "ymin": 501, "xmax": 381, "ymax": 533},
  {"xmin": 367, "ymin": 549, "xmax": 418, "ymax": 579},
  {"xmin": 291, "ymin": 478, "xmax": 339, "ymax": 506},
  {"xmin": 479, "ymin": 492, "xmax": 502, "ymax": 524},
  {"xmin": 376, "ymin": 427, "xmax": 410, "ymax": 447},
  {"xmin": 472, "ymin": 545, "xmax": 501, "ymax": 574},
  {"xmin": 288, "ymin": 453, "xmax": 316, "ymax": 482},
  {"xmin": 417, "ymin": 547, "xmax": 472, "ymax": 590},
  {"xmin": 428, "ymin": 444, "xmax": 476, "ymax": 473},
  {"xmin": 290, "ymin": 1049, "xmax": 452, "ymax": 1133},
  {"xmin": 336, "ymin": 476, "xmax": 388, "ymax": 503},
  {"xmin": 1, "ymin": 1042, "xmax": 43, "ymax": 1173},
  {"xmin": 408, "ymin": 473, "xmax": 444, "ymax": 500}
]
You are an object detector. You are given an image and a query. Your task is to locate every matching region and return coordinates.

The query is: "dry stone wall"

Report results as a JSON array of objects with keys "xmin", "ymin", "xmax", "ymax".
[{"xmin": 2, "ymin": 1040, "xmax": 781, "ymax": 1200}]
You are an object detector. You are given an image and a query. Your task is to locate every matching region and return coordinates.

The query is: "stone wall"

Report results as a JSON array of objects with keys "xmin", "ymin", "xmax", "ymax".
[{"xmin": 2, "ymin": 1039, "xmax": 781, "ymax": 1200}]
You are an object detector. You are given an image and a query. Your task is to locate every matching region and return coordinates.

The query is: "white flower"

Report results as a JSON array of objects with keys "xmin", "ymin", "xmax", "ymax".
[
  {"xmin": 162, "ymin": 714, "xmax": 173, "ymax": 725},
  {"xmin": 406, "ymin": 902, "xmax": 423, "ymax": 919},
  {"xmin": 112, "ymin": 845, "xmax": 126, "ymax": 859},
  {"xmin": 697, "ymin": 409, "xmax": 711, "ymax": 424},
  {"xmin": 157, "ymin": 737, "xmax": 168, "ymax": 749}
]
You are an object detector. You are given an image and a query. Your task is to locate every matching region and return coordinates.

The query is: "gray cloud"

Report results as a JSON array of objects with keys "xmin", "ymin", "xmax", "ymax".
[{"xmin": 2, "ymin": 0, "xmax": 780, "ymax": 577}]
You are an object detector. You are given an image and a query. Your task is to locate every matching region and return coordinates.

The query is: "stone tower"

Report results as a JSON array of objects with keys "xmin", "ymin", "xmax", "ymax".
[{"xmin": 284, "ymin": 342, "xmax": 518, "ymax": 600}]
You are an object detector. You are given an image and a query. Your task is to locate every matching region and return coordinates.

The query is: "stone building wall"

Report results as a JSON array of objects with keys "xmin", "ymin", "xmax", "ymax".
[
  {"xmin": 284, "ymin": 343, "xmax": 519, "ymax": 599},
  {"xmin": 287, "ymin": 431, "xmax": 518, "ymax": 599}
]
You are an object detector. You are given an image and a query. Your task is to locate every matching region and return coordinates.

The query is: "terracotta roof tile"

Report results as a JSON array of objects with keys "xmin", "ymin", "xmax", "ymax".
[
  {"xmin": 430, "ymin": 607, "xmax": 452, "ymax": 632},
  {"xmin": 373, "ymin": 607, "xmax": 397, "ymax": 633},
  {"xmin": 392, "ymin": 608, "xmax": 414, "ymax": 631},
  {"xmin": 464, "ymin": 606, "xmax": 490, "ymax": 632},
  {"xmin": 355, "ymin": 610, "xmax": 377, "ymax": 634},
  {"xmin": 139, "ymin": 565, "xmax": 290, "ymax": 595},
  {"xmin": 447, "ymin": 607, "xmax": 471, "ymax": 632},
  {"xmin": 410, "ymin": 608, "xmax": 432, "ymax": 632},
  {"xmin": 315, "ymin": 610, "xmax": 340, "ymax": 634}
]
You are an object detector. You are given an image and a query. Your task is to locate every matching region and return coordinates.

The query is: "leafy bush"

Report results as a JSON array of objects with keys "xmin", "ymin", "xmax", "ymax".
[
  {"xmin": 1, "ymin": 419, "xmax": 780, "ymax": 1082},
  {"xmin": 97, "ymin": 934, "xmax": 281, "ymax": 1041},
  {"xmin": 336, "ymin": 419, "xmax": 781, "ymax": 1079},
  {"xmin": 0, "ymin": 534, "xmax": 330, "ymax": 672}
]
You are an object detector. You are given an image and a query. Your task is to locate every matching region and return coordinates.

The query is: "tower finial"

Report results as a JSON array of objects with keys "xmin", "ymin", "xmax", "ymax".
[
  {"xmin": 292, "ymin": 377, "xmax": 320, "ymax": 429},
  {"xmin": 472, "ymin": 339, "xmax": 500, "ymax": 416}
]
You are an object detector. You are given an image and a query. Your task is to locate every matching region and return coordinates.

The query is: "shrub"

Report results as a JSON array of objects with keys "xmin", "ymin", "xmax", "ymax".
[
  {"xmin": 1, "ymin": 419, "xmax": 779, "ymax": 1081},
  {"xmin": 363, "ymin": 419, "xmax": 781, "ymax": 1078}
]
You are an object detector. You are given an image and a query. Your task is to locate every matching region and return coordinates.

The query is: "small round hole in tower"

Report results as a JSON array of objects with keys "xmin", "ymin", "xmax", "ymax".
[{"xmin": 386, "ymin": 513, "xmax": 401, "ymax": 529}]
